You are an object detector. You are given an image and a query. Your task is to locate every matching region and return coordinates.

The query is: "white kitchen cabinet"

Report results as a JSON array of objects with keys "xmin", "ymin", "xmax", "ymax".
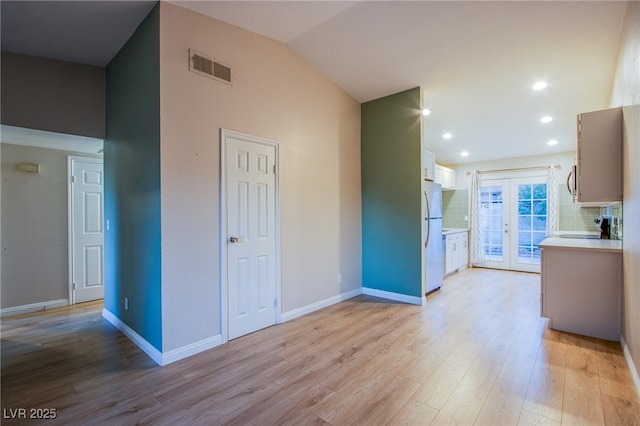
[
  {"xmin": 423, "ymin": 150, "xmax": 436, "ymax": 181},
  {"xmin": 574, "ymin": 107, "xmax": 622, "ymax": 204},
  {"xmin": 435, "ymin": 164, "xmax": 456, "ymax": 190},
  {"xmin": 435, "ymin": 165, "xmax": 444, "ymax": 186},
  {"xmin": 444, "ymin": 231, "xmax": 468, "ymax": 275},
  {"xmin": 540, "ymin": 239, "xmax": 621, "ymax": 341}
]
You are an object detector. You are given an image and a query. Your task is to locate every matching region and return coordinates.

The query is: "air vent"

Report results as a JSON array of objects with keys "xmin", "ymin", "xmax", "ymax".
[{"xmin": 189, "ymin": 49, "xmax": 232, "ymax": 85}]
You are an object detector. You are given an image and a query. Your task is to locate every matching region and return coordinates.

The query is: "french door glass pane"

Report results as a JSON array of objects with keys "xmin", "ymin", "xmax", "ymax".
[
  {"xmin": 480, "ymin": 186, "xmax": 503, "ymax": 261},
  {"xmin": 517, "ymin": 183, "xmax": 547, "ymax": 264}
]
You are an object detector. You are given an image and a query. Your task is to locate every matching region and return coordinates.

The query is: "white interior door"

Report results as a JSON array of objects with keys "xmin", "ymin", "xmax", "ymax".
[
  {"xmin": 223, "ymin": 130, "xmax": 279, "ymax": 340},
  {"xmin": 69, "ymin": 157, "xmax": 104, "ymax": 303},
  {"xmin": 479, "ymin": 176, "xmax": 547, "ymax": 273}
]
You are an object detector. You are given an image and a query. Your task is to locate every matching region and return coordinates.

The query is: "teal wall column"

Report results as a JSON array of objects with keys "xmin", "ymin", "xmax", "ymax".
[
  {"xmin": 105, "ymin": 3, "xmax": 162, "ymax": 350},
  {"xmin": 361, "ymin": 87, "xmax": 423, "ymax": 298}
]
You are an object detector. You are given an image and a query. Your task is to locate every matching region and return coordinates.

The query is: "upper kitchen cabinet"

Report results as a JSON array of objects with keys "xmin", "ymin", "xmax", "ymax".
[
  {"xmin": 573, "ymin": 107, "xmax": 622, "ymax": 204},
  {"xmin": 435, "ymin": 164, "xmax": 456, "ymax": 190},
  {"xmin": 423, "ymin": 149, "xmax": 436, "ymax": 181}
]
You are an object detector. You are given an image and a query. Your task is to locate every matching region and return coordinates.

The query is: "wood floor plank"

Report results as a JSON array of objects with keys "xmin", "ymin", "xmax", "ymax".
[
  {"xmin": 314, "ymin": 350, "xmax": 419, "ymax": 424},
  {"xmin": 350, "ymin": 376, "xmax": 421, "ymax": 425},
  {"xmin": 221, "ymin": 382, "xmax": 335, "ymax": 426},
  {"xmin": 430, "ymin": 363, "xmax": 496, "ymax": 425},
  {"xmin": 517, "ymin": 408, "xmax": 562, "ymax": 426},
  {"xmin": 475, "ymin": 378, "xmax": 527, "ymax": 425},
  {"xmin": 601, "ymin": 393, "xmax": 640, "ymax": 426},
  {"xmin": 562, "ymin": 377, "xmax": 605, "ymax": 425},
  {"xmin": 430, "ymin": 319, "xmax": 520, "ymax": 425},
  {"xmin": 497, "ymin": 333, "xmax": 541, "ymax": 387},
  {"xmin": 522, "ymin": 363, "xmax": 565, "ymax": 422},
  {"xmin": 2, "ymin": 269, "xmax": 639, "ymax": 425},
  {"xmin": 411, "ymin": 339, "xmax": 483, "ymax": 409},
  {"xmin": 385, "ymin": 399, "xmax": 439, "ymax": 426}
]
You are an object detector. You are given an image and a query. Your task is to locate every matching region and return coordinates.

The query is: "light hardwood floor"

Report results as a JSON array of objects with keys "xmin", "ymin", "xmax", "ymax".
[{"xmin": 2, "ymin": 268, "xmax": 639, "ymax": 425}]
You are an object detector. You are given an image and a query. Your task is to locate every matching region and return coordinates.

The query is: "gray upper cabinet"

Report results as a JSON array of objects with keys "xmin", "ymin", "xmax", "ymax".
[{"xmin": 576, "ymin": 107, "xmax": 622, "ymax": 204}]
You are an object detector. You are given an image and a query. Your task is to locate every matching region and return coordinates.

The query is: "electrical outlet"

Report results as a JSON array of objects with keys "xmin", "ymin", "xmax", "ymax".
[
  {"xmin": 337, "ymin": 274, "xmax": 342, "ymax": 283},
  {"xmin": 124, "ymin": 297, "xmax": 129, "ymax": 310}
]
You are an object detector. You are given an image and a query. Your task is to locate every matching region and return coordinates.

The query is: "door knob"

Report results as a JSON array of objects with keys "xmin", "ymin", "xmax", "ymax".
[{"xmin": 229, "ymin": 236, "xmax": 239, "ymax": 243}]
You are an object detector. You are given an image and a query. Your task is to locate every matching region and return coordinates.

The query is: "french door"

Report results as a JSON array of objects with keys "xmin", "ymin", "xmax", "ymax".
[{"xmin": 479, "ymin": 176, "xmax": 547, "ymax": 273}]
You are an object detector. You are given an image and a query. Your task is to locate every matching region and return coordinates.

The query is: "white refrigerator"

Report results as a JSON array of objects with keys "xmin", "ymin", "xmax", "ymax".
[{"xmin": 424, "ymin": 181, "xmax": 444, "ymax": 294}]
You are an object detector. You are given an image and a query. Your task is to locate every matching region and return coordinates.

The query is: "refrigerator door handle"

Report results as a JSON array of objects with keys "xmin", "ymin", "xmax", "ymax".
[
  {"xmin": 424, "ymin": 191, "xmax": 431, "ymax": 249},
  {"xmin": 425, "ymin": 218, "xmax": 430, "ymax": 249},
  {"xmin": 424, "ymin": 190, "xmax": 431, "ymax": 219}
]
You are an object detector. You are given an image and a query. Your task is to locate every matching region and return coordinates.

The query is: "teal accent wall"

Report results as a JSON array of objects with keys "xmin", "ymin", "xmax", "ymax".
[
  {"xmin": 361, "ymin": 87, "xmax": 423, "ymax": 297},
  {"xmin": 104, "ymin": 4, "xmax": 162, "ymax": 350}
]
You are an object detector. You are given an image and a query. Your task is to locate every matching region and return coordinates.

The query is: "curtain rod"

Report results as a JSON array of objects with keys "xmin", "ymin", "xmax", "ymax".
[{"xmin": 466, "ymin": 164, "xmax": 560, "ymax": 175}]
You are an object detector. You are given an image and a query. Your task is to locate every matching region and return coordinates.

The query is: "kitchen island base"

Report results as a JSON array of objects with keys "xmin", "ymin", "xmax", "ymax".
[{"xmin": 540, "ymin": 241, "xmax": 621, "ymax": 342}]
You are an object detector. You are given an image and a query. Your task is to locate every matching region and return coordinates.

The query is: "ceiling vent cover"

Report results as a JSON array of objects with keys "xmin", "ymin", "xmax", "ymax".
[{"xmin": 189, "ymin": 49, "xmax": 232, "ymax": 85}]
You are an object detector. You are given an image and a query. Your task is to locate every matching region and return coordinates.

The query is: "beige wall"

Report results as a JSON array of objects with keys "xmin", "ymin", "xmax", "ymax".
[
  {"xmin": 610, "ymin": 0, "xmax": 640, "ymax": 389},
  {"xmin": 159, "ymin": 3, "xmax": 361, "ymax": 351}
]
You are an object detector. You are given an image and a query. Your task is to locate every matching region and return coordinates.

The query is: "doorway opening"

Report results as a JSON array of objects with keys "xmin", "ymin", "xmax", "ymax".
[{"xmin": 68, "ymin": 156, "xmax": 105, "ymax": 304}]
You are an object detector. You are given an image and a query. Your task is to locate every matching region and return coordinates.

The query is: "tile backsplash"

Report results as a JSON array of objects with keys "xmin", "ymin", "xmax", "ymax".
[
  {"xmin": 558, "ymin": 184, "xmax": 601, "ymax": 232},
  {"xmin": 442, "ymin": 190, "xmax": 469, "ymax": 229},
  {"xmin": 441, "ymin": 185, "xmax": 617, "ymax": 235}
]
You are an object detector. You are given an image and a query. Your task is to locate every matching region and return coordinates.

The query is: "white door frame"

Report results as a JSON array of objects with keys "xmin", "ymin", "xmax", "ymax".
[
  {"xmin": 478, "ymin": 171, "xmax": 547, "ymax": 273},
  {"xmin": 67, "ymin": 155, "xmax": 104, "ymax": 304},
  {"xmin": 219, "ymin": 128, "xmax": 281, "ymax": 343}
]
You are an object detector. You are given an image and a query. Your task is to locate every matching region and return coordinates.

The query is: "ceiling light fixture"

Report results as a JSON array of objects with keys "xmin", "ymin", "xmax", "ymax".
[
  {"xmin": 460, "ymin": 151, "xmax": 469, "ymax": 157},
  {"xmin": 442, "ymin": 132, "xmax": 453, "ymax": 140},
  {"xmin": 422, "ymin": 108, "xmax": 431, "ymax": 116},
  {"xmin": 532, "ymin": 81, "xmax": 548, "ymax": 91},
  {"xmin": 547, "ymin": 139, "xmax": 558, "ymax": 146},
  {"xmin": 540, "ymin": 116, "xmax": 553, "ymax": 123}
]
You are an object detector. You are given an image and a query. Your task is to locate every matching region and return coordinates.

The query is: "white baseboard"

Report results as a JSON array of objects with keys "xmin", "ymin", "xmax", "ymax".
[
  {"xmin": 362, "ymin": 287, "xmax": 423, "ymax": 305},
  {"xmin": 621, "ymin": 334, "xmax": 640, "ymax": 401},
  {"xmin": 0, "ymin": 299, "xmax": 68, "ymax": 318},
  {"xmin": 102, "ymin": 308, "xmax": 224, "ymax": 366},
  {"xmin": 281, "ymin": 288, "xmax": 362, "ymax": 322},
  {"xmin": 102, "ymin": 308, "xmax": 163, "ymax": 365},
  {"xmin": 161, "ymin": 334, "xmax": 223, "ymax": 365}
]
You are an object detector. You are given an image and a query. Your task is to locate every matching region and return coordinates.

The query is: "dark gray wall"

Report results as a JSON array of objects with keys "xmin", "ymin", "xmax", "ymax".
[{"xmin": 1, "ymin": 52, "xmax": 105, "ymax": 139}]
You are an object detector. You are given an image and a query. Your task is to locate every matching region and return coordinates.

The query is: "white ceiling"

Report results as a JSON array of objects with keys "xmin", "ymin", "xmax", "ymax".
[{"xmin": 1, "ymin": 1, "xmax": 628, "ymax": 165}]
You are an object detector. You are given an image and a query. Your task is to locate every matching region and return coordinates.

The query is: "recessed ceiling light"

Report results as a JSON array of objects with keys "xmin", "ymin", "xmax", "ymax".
[
  {"xmin": 422, "ymin": 108, "xmax": 431, "ymax": 116},
  {"xmin": 442, "ymin": 132, "xmax": 453, "ymax": 140},
  {"xmin": 532, "ymin": 81, "xmax": 548, "ymax": 91},
  {"xmin": 547, "ymin": 139, "xmax": 558, "ymax": 146},
  {"xmin": 540, "ymin": 116, "xmax": 553, "ymax": 123},
  {"xmin": 460, "ymin": 151, "xmax": 469, "ymax": 157}
]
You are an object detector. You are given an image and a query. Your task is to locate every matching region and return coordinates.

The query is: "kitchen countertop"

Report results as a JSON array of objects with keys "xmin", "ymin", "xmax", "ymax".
[
  {"xmin": 442, "ymin": 228, "xmax": 468, "ymax": 236},
  {"xmin": 539, "ymin": 237, "xmax": 622, "ymax": 253}
]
